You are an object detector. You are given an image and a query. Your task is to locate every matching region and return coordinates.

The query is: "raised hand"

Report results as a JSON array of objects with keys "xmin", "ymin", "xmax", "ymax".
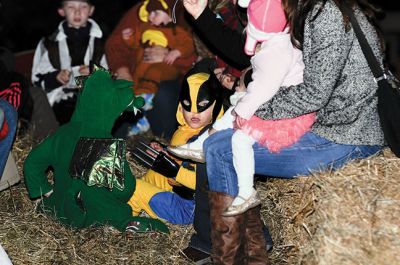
[{"xmin": 183, "ymin": 0, "xmax": 208, "ymax": 19}]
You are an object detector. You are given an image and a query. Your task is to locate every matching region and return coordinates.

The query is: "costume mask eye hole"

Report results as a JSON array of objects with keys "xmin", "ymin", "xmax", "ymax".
[
  {"xmin": 182, "ymin": 99, "xmax": 190, "ymax": 106},
  {"xmin": 198, "ymin": 100, "xmax": 210, "ymax": 107}
]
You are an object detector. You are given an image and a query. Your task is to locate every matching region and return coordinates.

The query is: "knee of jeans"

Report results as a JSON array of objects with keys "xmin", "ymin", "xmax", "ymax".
[
  {"xmin": 204, "ymin": 136, "xmax": 223, "ymax": 161},
  {"xmin": 203, "ymin": 135, "xmax": 214, "ymax": 155}
]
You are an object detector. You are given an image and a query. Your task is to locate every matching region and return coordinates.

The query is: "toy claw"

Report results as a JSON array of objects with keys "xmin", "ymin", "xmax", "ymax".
[{"xmin": 131, "ymin": 141, "xmax": 179, "ymax": 179}]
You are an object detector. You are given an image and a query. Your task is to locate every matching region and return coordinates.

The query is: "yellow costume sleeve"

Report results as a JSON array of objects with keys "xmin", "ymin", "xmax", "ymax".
[{"xmin": 175, "ymin": 164, "xmax": 196, "ymax": 190}]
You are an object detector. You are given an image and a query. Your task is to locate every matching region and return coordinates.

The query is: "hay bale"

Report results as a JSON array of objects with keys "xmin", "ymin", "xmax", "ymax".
[
  {"xmin": 1, "ymin": 134, "xmax": 399, "ymax": 265},
  {"xmin": 300, "ymin": 150, "xmax": 400, "ymax": 265},
  {"xmin": 257, "ymin": 149, "xmax": 400, "ymax": 265}
]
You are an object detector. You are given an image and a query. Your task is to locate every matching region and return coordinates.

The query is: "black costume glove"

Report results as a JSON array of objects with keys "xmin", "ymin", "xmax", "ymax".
[{"xmin": 131, "ymin": 141, "xmax": 180, "ymax": 179}]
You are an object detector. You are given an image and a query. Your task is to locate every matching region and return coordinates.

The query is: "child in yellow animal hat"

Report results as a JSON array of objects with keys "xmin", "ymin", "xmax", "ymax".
[{"xmin": 119, "ymin": 0, "xmax": 196, "ymax": 135}]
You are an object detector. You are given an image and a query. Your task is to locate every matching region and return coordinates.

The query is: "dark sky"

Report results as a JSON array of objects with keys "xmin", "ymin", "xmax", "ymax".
[
  {"xmin": 0, "ymin": 0, "xmax": 398, "ymax": 53},
  {"xmin": 0, "ymin": 0, "xmax": 139, "ymax": 52}
]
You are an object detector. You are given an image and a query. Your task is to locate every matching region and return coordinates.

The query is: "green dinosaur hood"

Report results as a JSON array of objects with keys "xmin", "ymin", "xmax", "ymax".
[{"xmin": 70, "ymin": 68, "xmax": 144, "ymax": 136}]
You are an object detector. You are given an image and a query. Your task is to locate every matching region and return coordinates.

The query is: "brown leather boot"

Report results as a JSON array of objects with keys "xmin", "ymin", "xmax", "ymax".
[
  {"xmin": 244, "ymin": 205, "xmax": 269, "ymax": 265},
  {"xmin": 209, "ymin": 191, "xmax": 246, "ymax": 265}
]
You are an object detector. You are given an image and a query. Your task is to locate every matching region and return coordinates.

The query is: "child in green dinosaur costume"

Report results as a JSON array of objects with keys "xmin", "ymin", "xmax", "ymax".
[{"xmin": 23, "ymin": 68, "xmax": 168, "ymax": 233}]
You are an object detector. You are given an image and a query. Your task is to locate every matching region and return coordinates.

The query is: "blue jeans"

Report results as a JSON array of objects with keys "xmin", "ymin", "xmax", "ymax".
[
  {"xmin": 204, "ymin": 129, "xmax": 381, "ymax": 195},
  {"xmin": 0, "ymin": 100, "xmax": 17, "ymax": 176}
]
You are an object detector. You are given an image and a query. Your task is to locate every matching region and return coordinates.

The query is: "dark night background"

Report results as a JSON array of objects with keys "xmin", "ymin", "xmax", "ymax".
[
  {"xmin": 0, "ymin": 0, "xmax": 140, "ymax": 52},
  {"xmin": 0, "ymin": 0, "xmax": 399, "ymax": 74}
]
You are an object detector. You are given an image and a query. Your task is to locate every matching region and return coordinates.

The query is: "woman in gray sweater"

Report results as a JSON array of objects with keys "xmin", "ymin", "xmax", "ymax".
[{"xmin": 183, "ymin": 0, "xmax": 385, "ymax": 263}]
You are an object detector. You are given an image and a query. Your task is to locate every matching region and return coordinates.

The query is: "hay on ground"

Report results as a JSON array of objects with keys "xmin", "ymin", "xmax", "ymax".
[{"xmin": 1, "ymin": 134, "xmax": 399, "ymax": 265}]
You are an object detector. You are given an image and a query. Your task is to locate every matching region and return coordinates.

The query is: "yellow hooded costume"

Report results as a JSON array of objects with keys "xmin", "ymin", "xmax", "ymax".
[{"xmin": 128, "ymin": 71, "xmax": 224, "ymax": 224}]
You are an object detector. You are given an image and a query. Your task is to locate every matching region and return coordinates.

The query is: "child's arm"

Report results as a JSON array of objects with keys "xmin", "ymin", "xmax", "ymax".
[
  {"xmin": 134, "ymin": 141, "xmax": 196, "ymax": 190},
  {"xmin": 167, "ymin": 26, "xmax": 196, "ymax": 60},
  {"xmin": 234, "ymin": 42, "xmax": 293, "ymax": 120},
  {"xmin": 105, "ymin": 4, "xmax": 141, "ymax": 74},
  {"xmin": 31, "ymin": 39, "xmax": 67, "ymax": 90},
  {"xmin": 121, "ymin": 28, "xmax": 135, "ymax": 48},
  {"xmin": 23, "ymin": 137, "xmax": 55, "ymax": 199},
  {"xmin": 174, "ymin": 164, "xmax": 196, "ymax": 190},
  {"xmin": 149, "ymin": 142, "xmax": 196, "ymax": 190}
]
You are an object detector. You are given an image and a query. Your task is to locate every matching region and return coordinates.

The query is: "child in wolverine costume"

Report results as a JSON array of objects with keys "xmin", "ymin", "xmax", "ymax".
[
  {"xmin": 128, "ymin": 61, "xmax": 224, "ymax": 224},
  {"xmin": 23, "ymin": 67, "xmax": 168, "ymax": 233}
]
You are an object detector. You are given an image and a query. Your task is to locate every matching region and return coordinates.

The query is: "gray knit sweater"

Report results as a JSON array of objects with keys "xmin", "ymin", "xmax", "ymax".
[{"xmin": 255, "ymin": 0, "xmax": 385, "ymax": 146}]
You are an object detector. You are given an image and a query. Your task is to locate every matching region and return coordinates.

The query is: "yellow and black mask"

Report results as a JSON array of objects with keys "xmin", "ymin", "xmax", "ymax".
[{"xmin": 178, "ymin": 70, "xmax": 224, "ymax": 123}]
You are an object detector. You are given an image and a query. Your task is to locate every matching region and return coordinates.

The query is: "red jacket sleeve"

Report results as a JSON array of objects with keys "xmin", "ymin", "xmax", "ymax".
[{"xmin": 0, "ymin": 119, "xmax": 8, "ymax": 140}]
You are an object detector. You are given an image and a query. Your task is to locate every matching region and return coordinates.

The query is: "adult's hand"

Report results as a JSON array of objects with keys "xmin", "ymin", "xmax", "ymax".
[
  {"xmin": 183, "ymin": 0, "xmax": 208, "ymax": 19},
  {"xmin": 115, "ymin": 67, "xmax": 133, "ymax": 81},
  {"xmin": 214, "ymin": 67, "xmax": 236, "ymax": 90},
  {"xmin": 143, "ymin": 45, "xmax": 168, "ymax": 63}
]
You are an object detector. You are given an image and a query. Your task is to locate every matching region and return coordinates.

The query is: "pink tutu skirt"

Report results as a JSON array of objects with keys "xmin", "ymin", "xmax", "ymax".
[{"xmin": 241, "ymin": 113, "xmax": 316, "ymax": 153}]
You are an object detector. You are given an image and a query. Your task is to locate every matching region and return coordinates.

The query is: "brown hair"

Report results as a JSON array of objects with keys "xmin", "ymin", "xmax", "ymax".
[
  {"xmin": 281, "ymin": 0, "xmax": 384, "ymax": 50},
  {"xmin": 209, "ymin": 0, "xmax": 232, "ymax": 12}
]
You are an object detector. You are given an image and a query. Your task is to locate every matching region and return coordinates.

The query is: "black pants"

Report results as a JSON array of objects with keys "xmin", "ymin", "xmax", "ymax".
[
  {"xmin": 52, "ymin": 96, "xmax": 77, "ymax": 125},
  {"xmin": 188, "ymin": 163, "xmax": 212, "ymax": 253},
  {"xmin": 146, "ymin": 79, "xmax": 180, "ymax": 140}
]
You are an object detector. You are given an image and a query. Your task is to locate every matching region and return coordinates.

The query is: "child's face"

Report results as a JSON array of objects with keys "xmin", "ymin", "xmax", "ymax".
[
  {"xmin": 148, "ymin": 10, "xmax": 171, "ymax": 26},
  {"xmin": 58, "ymin": 1, "xmax": 94, "ymax": 29},
  {"xmin": 181, "ymin": 103, "xmax": 214, "ymax": 130}
]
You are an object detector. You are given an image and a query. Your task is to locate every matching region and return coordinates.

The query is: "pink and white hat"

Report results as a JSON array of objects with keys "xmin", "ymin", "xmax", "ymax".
[{"xmin": 241, "ymin": 0, "xmax": 287, "ymax": 55}]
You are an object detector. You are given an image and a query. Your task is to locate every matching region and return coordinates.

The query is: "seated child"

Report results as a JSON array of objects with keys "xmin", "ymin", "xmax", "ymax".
[
  {"xmin": 169, "ymin": 0, "xmax": 315, "ymax": 216},
  {"xmin": 24, "ymin": 67, "xmax": 167, "ymax": 234},
  {"xmin": 120, "ymin": 0, "xmax": 196, "ymax": 135},
  {"xmin": 31, "ymin": 0, "xmax": 107, "ymax": 125},
  {"xmin": 128, "ymin": 60, "xmax": 224, "ymax": 224}
]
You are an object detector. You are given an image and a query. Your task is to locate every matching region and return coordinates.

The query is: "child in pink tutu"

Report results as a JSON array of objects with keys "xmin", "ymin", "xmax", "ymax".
[{"xmin": 168, "ymin": 0, "xmax": 315, "ymax": 216}]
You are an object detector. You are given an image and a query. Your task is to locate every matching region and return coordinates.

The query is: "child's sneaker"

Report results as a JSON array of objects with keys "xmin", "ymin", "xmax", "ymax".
[{"xmin": 128, "ymin": 116, "xmax": 150, "ymax": 136}]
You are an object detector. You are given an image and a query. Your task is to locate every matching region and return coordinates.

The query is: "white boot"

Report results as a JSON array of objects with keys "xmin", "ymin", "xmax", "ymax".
[
  {"xmin": 167, "ymin": 130, "xmax": 210, "ymax": 163},
  {"xmin": 222, "ymin": 189, "xmax": 261, "ymax": 217}
]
